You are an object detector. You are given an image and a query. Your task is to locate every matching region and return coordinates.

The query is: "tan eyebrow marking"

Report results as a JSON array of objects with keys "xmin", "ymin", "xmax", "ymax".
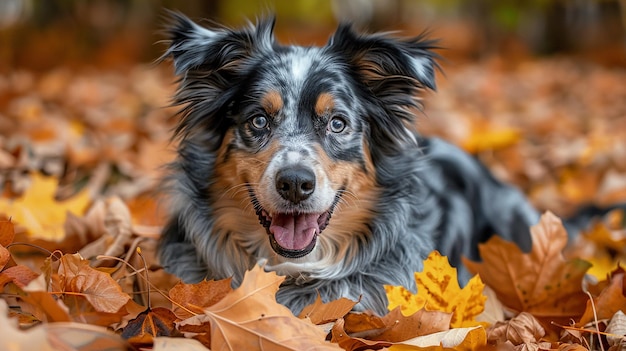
[
  {"xmin": 261, "ymin": 90, "xmax": 283, "ymax": 115},
  {"xmin": 315, "ymin": 92, "xmax": 335, "ymax": 116}
]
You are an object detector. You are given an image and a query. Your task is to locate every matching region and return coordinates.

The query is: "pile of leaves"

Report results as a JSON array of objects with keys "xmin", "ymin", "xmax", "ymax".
[
  {"xmin": 1, "ymin": 58, "xmax": 626, "ymax": 350},
  {"xmin": 2, "ymin": 207, "xmax": 626, "ymax": 350}
]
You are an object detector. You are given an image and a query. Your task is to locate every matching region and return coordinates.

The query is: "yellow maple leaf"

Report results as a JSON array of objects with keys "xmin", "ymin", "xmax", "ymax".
[
  {"xmin": 0, "ymin": 173, "xmax": 90, "ymax": 241},
  {"xmin": 385, "ymin": 251, "xmax": 486, "ymax": 328}
]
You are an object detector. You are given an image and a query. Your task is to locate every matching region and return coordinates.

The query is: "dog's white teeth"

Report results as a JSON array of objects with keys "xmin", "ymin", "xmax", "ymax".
[{"xmin": 257, "ymin": 209, "xmax": 272, "ymax": 227}]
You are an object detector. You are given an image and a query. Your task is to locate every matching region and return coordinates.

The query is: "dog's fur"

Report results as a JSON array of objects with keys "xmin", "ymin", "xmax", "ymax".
[{"xmin": 158, "ymin": 14, "xmax": 542, "ymax": 316}]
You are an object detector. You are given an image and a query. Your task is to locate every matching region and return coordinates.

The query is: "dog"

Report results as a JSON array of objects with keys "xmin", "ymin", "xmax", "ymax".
[{"xmin": 158, "ymin": 13, "xmax": 560, "ymax": 316}]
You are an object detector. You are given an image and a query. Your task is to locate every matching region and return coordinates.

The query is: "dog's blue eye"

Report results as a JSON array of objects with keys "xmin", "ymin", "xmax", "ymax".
[
  {"xmin": 250, "ymin": 115, "xmax": 268, "ymax": 130},
  {"xmin": 329, "ymin": 117, "xmax": 346, "ymax": 133}
]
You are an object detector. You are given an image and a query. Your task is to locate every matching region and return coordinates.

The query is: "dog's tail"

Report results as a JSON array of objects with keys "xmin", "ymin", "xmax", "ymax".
[{"xmin": 563, "ymin": 203, "xmax": 626, "ymax": 239}]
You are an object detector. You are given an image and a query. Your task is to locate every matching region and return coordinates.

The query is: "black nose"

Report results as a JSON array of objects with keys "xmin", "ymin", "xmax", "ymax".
[{"xmin": 275, "ymin": 166, "xmax": 316, "ymax": 204}]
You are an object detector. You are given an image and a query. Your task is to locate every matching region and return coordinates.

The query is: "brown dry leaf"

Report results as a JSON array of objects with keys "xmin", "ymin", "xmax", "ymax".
[
  {"xmin": 463, "ymin": 212, "xmax": 591, "ymax": 326},
  {"xmin": 0, "ymin": 299, "xmax": 56, "ymax": 351},
  {"xmin": 20, "ymin": 290, "xmax": 72, "ymax": 323},
  {"xmin": 55, "ymin": 253, "xmax": 131, "ymax": 314},
  {"xmin": 343, "ymin": 310, "xmax": 388, "ymax": 337},
  {"xmin": 0, "ymin": 219, "xmax": 15, "ymax": 246},
  {"xmin": 0, "ymin": 245, "xmax": 9, "ymax": 271},
  {"xmin": 126, "ymin": 192, "xmax": 168, "ymax": 228},
  {"xmin": 331, "ymin": 317, "xmax": 392, "ymax": 351},
  {"xmin": 0, "ymin": 220, "xmax": 17, "ymax": 270},
  {"xmin": 0, "ymin": 264, "xmax": 39, "ymax": 288},
  {"xmin": 577, "ymin": 273, "xmax": 626, "ymax": 326},
  {"xmin": 605, "ymin": 310, "xmax": 626, "ymax": 347},
  {"xmin": 64, "ymin": 199, "xmax": 107, "ymax": 255},
  {"xmin": 299, "ymin": 294, "xmax": 358, "ymax": 324},
  {"xmin": 178, "ymin": 264, "xmax": 341, "ymax": 351},
  {"xmin": 487, "ymin": 312, "xmax": 545, "ymax": 345},
  {"xmin": 79, "ymin": 196, "xmax": 133, "ymax": 265},
  {"xmin": 44, "ymin": 322, "xmax": 133, "ymax": 350},
  {"xmin": 373, "ymin": 307, "xmax": 452, "ymax": 342},
  {"xmin": 121, "ymin": 307, "xmax": 179, "ymax": 345},
  {"xmin": 168, "ymin": 278, "xmax": 233, "ymax": 320}
]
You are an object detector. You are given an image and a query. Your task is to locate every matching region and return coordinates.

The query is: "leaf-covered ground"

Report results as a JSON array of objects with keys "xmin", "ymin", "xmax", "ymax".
[{"xmin": 1, "ymin": 58, "xmax": 626, "ymax": 350}]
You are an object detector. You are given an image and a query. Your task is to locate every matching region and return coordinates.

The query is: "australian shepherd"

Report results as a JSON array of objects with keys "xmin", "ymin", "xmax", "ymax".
[{"xmin": 158, "ymin": 13, "xmax": 543, "ymax": 316}]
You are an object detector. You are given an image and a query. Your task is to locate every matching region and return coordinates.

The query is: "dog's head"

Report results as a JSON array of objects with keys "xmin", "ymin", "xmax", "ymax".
[{"xmin": 164, "ymin": 13, "xmax": 438, "ymax": 263}]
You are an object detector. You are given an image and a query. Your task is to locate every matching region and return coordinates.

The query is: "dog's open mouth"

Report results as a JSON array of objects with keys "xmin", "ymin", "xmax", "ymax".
[{"xmin": 257, "ymin": 210, "xmax": 331, "ymax": 258}]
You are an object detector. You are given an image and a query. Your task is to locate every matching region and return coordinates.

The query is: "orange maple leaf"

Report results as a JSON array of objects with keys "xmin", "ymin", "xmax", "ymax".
[{"xmin": 463, "ymin": 212, "xmax": 591, "ymax": 326}]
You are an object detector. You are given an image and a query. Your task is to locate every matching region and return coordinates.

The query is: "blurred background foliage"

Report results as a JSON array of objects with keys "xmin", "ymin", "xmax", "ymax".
[{"xmin": 0, "ymin": 0, "xmax": 625, "ymax": 72}]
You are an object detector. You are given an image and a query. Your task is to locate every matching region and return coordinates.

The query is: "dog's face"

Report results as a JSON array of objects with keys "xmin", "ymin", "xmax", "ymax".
[{"xmin": 165, "ymin": 14, "xmax": 437, "ymax": 267}]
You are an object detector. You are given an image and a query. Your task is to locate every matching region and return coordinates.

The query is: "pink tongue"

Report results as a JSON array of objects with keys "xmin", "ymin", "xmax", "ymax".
[{"xmin": 269, "ymin": 213, "xmax": 320, "ymax": 250}]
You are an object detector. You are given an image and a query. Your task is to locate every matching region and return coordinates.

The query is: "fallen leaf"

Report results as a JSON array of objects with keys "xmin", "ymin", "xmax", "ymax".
[
  {"xmin": 343, "ymin": 310, "xmax": 388, "ymax": 337},
  {"xmin": 605, "ymin": 310, "xmax": 626, "ymax": 347},
  {"xmin": 386, "ymin": 251, "xmax": 486, "ymax": 328},
  {"xmin": 385, "ymin": 283, "xmax": 425, "ymax": 318},
  {"xmin": 0, "ymin": 299, "xmax": 56, "ymax": 351},
  {"xmin": 475, "ymin": 285, "xmax": 505, "ymax": 325},
  {"xmin": 79, "ymin": 196, "xmax": 133, "ymax": 265},
  {"xmin": 331, "ymin": 317, "xmax": 392, "ymax": 351},
  {"xmin": 463, "ymin": 212, "xmax": 591, "ymax": 326},
  {"xmin": 389, "ymin": 326, "xmax": 487, "ymax": 351},
  {"xmin": 487, "ymin": 312, "xmax": 545, "ymax": 345},
  {"xmin": 153, "ymin": 336, "xmax": 209, "ymax": 351},
  {"xmin": 121, "ymin": 307, "xmax": 179, "ymax": 345},
  {"xmin": 178, "ymin": 264, "xmax": 341, "ymax": 350},
  {"xmin": 0, "ymin": 245, "xmax": 9, "ymax": 271},
  {"xmin": 373, "ymin": 307, "xmax": 452, "ymax": 342},
  {"xmin": 0, "ymin": 219, "xmax": 15, "ymax": 246},
  {"xmin": 44, "ymin": 322, "xmax": 132, "ymax": 350},
  {"xmin": 20, "ymin": 290, "xmax": 72, "ymax": 323},
  {"xmin": 0, "ymin": 220, "xmax": 17, "ymax": 270},
  {"xmin": 0, "ymin": 173, "xmax": 90, "ymax": 241},
  {"xmin": 168, "ymin": 278, "xmax": 233, "ymax": 320},
  {"xmin": 577, "ymin": 273, "xmax": 626, "ymax": 326},
  {"xmin": 299, "ymin": 294, "xmax": 358, "ymax": 324},
  {"xmin": 55, "ymin": 253, "xmax": 131, "ymax": 314},
  {"xmin": 461, "ymin": 123, "xmax": 521, "ymax": 154},
  {"xmin": 0, "ymin": 264, "xmax": 39, "ymax": 288}
]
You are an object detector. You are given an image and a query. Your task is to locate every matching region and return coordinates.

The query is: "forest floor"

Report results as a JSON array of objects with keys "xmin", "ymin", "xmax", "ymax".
[{"xmin": 1, "ymin": 57, "xmax": 626, "ymax": 350}]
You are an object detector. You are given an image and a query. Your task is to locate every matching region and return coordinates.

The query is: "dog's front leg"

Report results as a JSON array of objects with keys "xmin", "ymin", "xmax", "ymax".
[{"xmin": 158, "ymin": 215, "xmax": 211, "ymax": 283}]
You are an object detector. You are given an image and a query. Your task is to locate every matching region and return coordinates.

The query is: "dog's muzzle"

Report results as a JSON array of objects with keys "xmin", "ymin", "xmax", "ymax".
[{"xmin": 253, "ymin": 165, "xmax": 338, "ymax": 258}]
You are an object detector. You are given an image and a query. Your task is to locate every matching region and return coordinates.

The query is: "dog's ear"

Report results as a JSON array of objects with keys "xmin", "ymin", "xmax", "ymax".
[
  {"xmin": 163, "ymin": 12, "xmax": 275, "ymax": 79},
  {"xmin": 328, "ymin": 25, "xmax": 439, "ymax": 152},
  {"xmin": 328, "ymin": 24, "xmax": 438, "ymax": 94},
  {"xmin": 161, "ymin": 13, "xmax": 275, "ymax": 145}
]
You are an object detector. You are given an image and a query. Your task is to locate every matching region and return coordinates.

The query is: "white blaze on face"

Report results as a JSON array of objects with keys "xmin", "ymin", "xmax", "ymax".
[{"xmin": 290, "ymin": 50, "xmax": 315, "ymax": 82}]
